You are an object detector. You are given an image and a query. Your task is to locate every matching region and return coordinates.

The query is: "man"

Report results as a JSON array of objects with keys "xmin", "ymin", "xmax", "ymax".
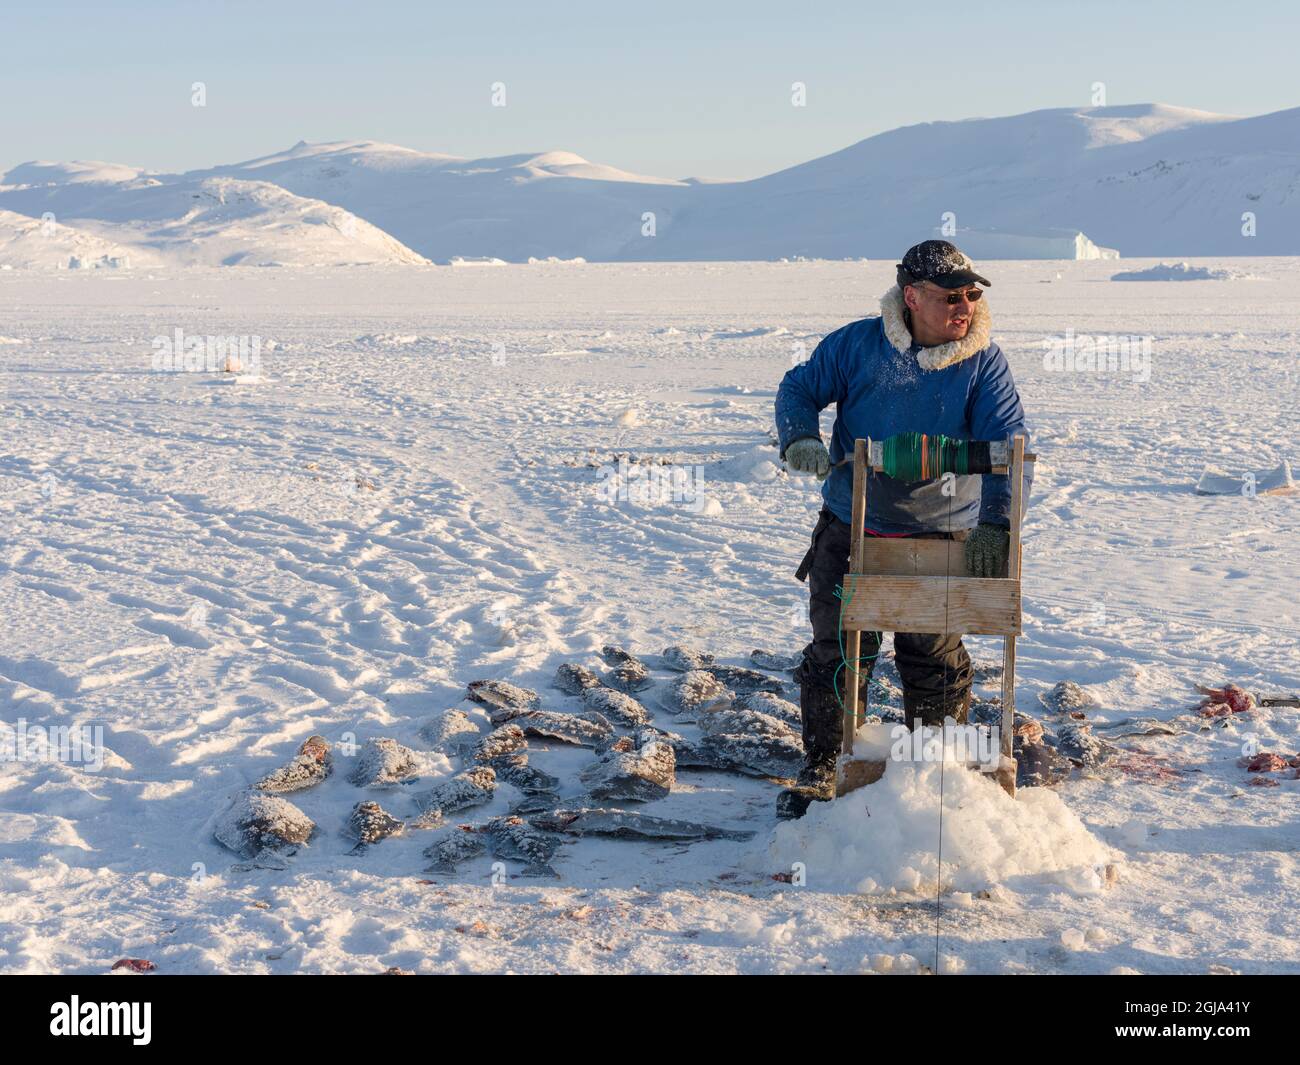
[{"xmin": 773, "ymin": 240, "xmax": 1032, "ymax": 819}]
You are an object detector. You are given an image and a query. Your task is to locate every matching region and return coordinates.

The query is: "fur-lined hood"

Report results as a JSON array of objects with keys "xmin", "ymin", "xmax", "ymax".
[{"xmin": 879, "ymin": 285, "xmax": 991, "ymax": 371}]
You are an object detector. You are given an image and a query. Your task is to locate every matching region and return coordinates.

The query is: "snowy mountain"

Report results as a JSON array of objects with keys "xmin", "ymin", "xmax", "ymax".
[
  {"xmin": 639, "ymin": 104, "xmax": 1289, "ymax": 260},
  {"xmin": 195, "ymin": 139, "xmax": 688, "ymax": 263},
  {"xmin": 1, "ymin": 102, "xmax": 1296, "ymax": 266},
  {"xmin": 0, "ymin": 174, "xmax": 428, "ymax": 268}
]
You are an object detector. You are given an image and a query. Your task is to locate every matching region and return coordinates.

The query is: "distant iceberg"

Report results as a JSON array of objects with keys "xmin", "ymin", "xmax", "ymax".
[{"xmin": 940, "ymin": 228, "xmax": 1120, "ymax": 260}]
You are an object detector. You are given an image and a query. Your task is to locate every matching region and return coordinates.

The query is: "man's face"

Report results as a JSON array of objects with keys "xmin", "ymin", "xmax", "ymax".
[{"xmin": 904, "ymin": 281, "xmax": 981, "ymax": 343}]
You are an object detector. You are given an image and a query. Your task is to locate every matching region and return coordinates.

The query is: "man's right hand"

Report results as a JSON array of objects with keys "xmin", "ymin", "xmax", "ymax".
[{"xmin": 784, "ymin": 437, "xmax": 832, "ymax": 481}]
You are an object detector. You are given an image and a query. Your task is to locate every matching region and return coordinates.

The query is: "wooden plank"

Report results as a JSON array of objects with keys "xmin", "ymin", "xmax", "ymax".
[
  {"xmin": 862, "ymin": 538, "xmax": 970, "ymax": 577},
  {"xmin": 842, "ymin": 629, "xmax": 862, "ymax": 745},
  {"xmin": 840, "ymin": 575, "xmax": 1021, "ymax": 635},
  {"xmin": 999, "ymin": 436, "xmax": 1026, "ymax": 798},
  {"xmin": 1009, "ymin": 435, "xmax": 1024, "ymax": 578},
  {"xmin": 999, "ymin": 633, "xmax": 1018, "ymax": 797},
  {"xmin": 848, "ymin": 439, "xmax": 867, "ymax": 573},
  {"xmin": 843, "ymin": 439, "xmax": 869, "ymax": 752},
  {"xmin": 836, "ymin": 758, "xmax": 886, "ymax": 796}
]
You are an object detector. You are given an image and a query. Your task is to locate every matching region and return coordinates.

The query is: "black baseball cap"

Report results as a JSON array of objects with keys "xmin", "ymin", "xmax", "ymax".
[{"xmin": 897, "ymin": 240, "xmax": 991, "ymax": 289}]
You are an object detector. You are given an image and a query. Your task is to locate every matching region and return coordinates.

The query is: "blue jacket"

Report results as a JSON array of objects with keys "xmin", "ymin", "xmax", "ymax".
[{"xmin": 775, "ymin": 287, "xmax": 1031, "ymax": 534}]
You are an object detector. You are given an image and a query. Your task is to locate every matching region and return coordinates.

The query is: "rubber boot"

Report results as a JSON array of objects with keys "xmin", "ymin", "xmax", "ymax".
[
  {"xmin": 901, "ymin": 687, "xmax": 971, "ymax": 729},
  {"xmin": 776, "ymin": 679, "xmax": 844, "ymax": 820}
]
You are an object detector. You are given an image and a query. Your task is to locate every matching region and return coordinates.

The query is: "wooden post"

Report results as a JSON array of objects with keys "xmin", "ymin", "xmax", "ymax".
[
  {"xmin": 842, "ymin": 439, "xmax": 868, "ymax": 757},
  {"xmin": 996, "ymin": 435, "xmax": 1025, "ymax": 797}
]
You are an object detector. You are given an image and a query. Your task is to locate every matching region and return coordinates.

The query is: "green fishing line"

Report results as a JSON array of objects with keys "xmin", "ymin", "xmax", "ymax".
[
  {"xmin": 878, "ymin": 432, "xmax": 991, "ymax": 482},
  {"xmin": 832, "ymin": 581, "xmax": 880, "ymax": 716}
]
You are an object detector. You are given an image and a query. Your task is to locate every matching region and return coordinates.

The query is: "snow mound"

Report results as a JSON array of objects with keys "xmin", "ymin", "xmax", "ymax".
[
  {"xmin": 1111, "ymin": 261, "xmax": 1234, "ymax": 281},
  {"xmin": 355, "ymin": 332, "xmax": 422, "ymax": 347},
  {"xmin": 763, "ymin": 730, "xmax": 1114, "ymax": 895},
  {"xmin": 712, "ymin": 444, "xmax": 783, "ymax": 484}
]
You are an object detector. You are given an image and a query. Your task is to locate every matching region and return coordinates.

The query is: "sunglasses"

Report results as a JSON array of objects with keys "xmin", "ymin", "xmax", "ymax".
[{"xmin": 924, "ymin": 286, "xmax": 983, "ymax": 305}]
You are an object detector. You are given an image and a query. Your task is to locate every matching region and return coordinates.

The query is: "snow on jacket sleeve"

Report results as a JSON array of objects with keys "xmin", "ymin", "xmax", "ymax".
[
  {"xmin": 774, "ymin": 329, "xmax": 848, "ymax": 459},
  {"xmin": 967, "ymin": 344, "xmax": 1033, "ymax": 528}
]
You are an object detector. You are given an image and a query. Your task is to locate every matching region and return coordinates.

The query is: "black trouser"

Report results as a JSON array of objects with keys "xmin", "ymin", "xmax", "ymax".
[{"xmin": 793, "ymin": 506, "xmax": 973, "ymax": 759}]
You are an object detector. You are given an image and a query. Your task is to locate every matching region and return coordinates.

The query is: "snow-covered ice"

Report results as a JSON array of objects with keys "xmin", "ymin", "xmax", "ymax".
[{"xmin": 1, "ymin": 257, "xmax": 1298, "ymax": 974}]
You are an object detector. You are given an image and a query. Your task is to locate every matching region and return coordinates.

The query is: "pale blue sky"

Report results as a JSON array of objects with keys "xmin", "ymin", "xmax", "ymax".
[{"xmin": 4, "ymin": 0, "xmax": 1297, "ymax": 180}]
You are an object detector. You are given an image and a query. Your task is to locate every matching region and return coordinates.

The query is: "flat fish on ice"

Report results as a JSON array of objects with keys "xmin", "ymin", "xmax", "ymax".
[
  {"xmin": 580, "ymin": 685, "xmax": 651, "ymax": 728},
  {"xmin": 468, "ymin": 724, "xmax": 527, "ymax": 763},
  {"xmin": 1039, "ymin": 681, "xmax": 1098, "ymax": 717},
  {"xmin": 580, "ymin": 733, "xmax": 676, "ymax": 802},
  {"xmin": 607, "ymin": 659, "xmax": 654, "ymax": 693},
  {"xmin": 513, "ymin": 709, "xmax": 614, "ymax": 748},
  {"xmin": 704, "ymin": 664, "xmax": 785, "ymax": 694},
  {"xmin": 1010, "ymin": 715, "xmax": 1073, "ymax": 788},
  {"xmin": 418, "ymin": 709, "xmax": 481, "ymax": 751},
  {"xmin": 410, "ymin": 767, "xmax": 498, "ymax": 828},
  {"xmin": 530, "ymin": 807, "xmax": 755, "ymax": 842},
  {"xmin": 661, "ymin": 645, "xmax": 715, "ymax": 672},
  {"xmin": 665, "ymin": 738, "xmax": 729, "ymax": 772},
  {"xmin": 255, "ymin": 735, "xmax": 332, "ymax": 794},
  {"xmin": 215, "ymin": 791, "xmax": 315, "ymax": 859},
  {"xmin": 485, "ymin": 816, "xmax": 562, "ymax": 878},
  {"xmin": 347, "ymin": 800, "xmax": 405, "ymax": 846},
  {"xmin": 553, "ymin": 663, "xmax": 601, "ymax": 695},
  {"xmin": 509, "ymin": 791, "xmax": 565, "ymax": 816},
  {"xmin": 697, "ymin": 732, "xmax": 802, "ymax": 780},
  {"xmin": 1048, "ymin": 722, "xmax": 1119, "ymax": 768},
  {"xmin": 750, "ymin": 649, "xmax": 803, "ymax": 673},
  {"xmin": 466, "ymin": 679, "xmax": 541, "ymax": 724},
  {"xmin": 423, "ymin": 825, "xmax": 487, "ymax": 875},
  {"xmin": 600, "ymin": 645, "xmax": 642, "ymax": 666},
  {"xmin": 697, "ymin": 706, "xmax": 798, "ymax": 742},
  {"xmin": 1015, "ymin": 741, "xmax": 1074, "ymax": 788},
  {"xmin": 734, "ymin": 690, "xmax": 801, "ymax": 728},
  {"xmin": 349, "ymin": 738, "xmax": 422, "ymax": 788},
  {"xmin": 1093, "ymin": 717, "xmax": 1179, "ymax": 738},
  {"xmin": 659, "ymin": 670, "xmax": 733, "ymax": 718},
  {"xmin": 489, "ymin": 754, "xmax": 560, "ymax": 795},
  {"xmin": 642, "ymin": 728, "xmax": 748, "ymax": 775}
]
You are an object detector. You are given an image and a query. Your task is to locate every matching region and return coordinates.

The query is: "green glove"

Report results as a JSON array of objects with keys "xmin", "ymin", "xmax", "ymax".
[
  {"xmin": 965, "ymin": 522, "xmax": 1010, "ymax": 578},
  {"xmin": 784, "ymin": 437, "xmax": 832, "ymax": 481}
]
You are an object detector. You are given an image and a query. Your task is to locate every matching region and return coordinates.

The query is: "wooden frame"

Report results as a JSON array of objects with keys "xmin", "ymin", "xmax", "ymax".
[{"xmin": 839, "ymin": 435, "xmax": 1027, "ymax": 797}]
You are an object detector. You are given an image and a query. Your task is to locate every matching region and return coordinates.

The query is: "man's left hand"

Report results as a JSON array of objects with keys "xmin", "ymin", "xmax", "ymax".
[{"xmin": 965, "ymin": 522, "xmax": 1010, "ymax": 578}]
